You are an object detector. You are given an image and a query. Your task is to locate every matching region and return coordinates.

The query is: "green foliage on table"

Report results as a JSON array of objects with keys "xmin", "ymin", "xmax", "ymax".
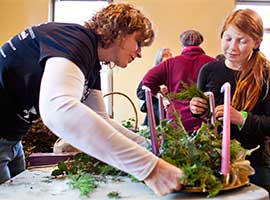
[
  {"xmin": 68, "ymin": 173, "xmax": 97, "ymax": 196},
  {"xmin": 51, "ymin": 152, "xmax": 126, "ymax": 197},
  {"xmin": 107, "ymin": 191, "xmax": 122, "ymax": 199},
  {"xmin": 53, "ymin": 152, "xmax": 125, "ymax": 176}
]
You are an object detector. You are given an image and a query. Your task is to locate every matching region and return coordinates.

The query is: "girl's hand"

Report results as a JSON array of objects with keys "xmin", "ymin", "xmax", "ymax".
[
  {"xmin": 215, "ymin": 105, "xmax": 244, "ymax": 125},
  {"xmin": 190, "ymin": 97, "xmax": 208, "ymax": 115}
]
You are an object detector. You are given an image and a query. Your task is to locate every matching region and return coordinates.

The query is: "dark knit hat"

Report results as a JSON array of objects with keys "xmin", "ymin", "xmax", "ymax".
[{"xmin": 180, "ymin": 30, "xmax": 204, "ymax": 46}]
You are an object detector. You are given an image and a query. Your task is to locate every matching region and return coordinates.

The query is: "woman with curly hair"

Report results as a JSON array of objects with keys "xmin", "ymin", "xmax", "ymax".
[
  {"xmin": 0, "ymin": 3, "xmax": 183, "ymax": 195},
  {"xmin": 190, "ymin": 9, "xmax": 270, "ymax": 192}
]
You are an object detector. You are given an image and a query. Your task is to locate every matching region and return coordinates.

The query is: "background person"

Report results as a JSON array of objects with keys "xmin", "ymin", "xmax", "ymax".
[{"xmin": 142, "ymin": 29, "xmax": 214, "ymax": 132}]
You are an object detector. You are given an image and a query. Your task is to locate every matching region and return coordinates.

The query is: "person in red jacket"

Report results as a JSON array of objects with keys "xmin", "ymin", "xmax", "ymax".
[{"xmin": 142, "ymin": 29, "xmax": 215, "ymax": 132}]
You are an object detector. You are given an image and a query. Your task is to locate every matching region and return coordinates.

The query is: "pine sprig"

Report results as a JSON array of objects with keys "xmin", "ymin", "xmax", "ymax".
[
  {"xmin": 107, "ymin": 191, "xmax": 122, "ymax": 199},
  {"xmin": 68, "ymin": 172, "xmax": 97, "ymax": 196},
  {"xmin": 167, "ymin": 82, "xmax": 208, "ymax": 101},
  {"xmin": 51, "ymin": 152, "xmax": 126, "ymax": 196}
]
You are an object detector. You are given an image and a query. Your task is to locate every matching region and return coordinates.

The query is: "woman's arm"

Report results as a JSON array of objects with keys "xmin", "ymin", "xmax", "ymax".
[
  {"xmin": 39, "ymin": 57, "xmax": 158, "ymax": 180},
  {"xmin": 82, "ymin": 87, "xmax": 150, "ymax": 148}
]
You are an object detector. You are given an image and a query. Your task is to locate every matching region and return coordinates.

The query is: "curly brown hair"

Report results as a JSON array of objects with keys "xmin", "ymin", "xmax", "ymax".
[{"xmin": 85, "ymin": 3, "xmax": 154, "ymax": 48}]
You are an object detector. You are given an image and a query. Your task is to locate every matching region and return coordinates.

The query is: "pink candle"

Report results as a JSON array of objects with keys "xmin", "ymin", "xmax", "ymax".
[
  {"xmin": 142, "ymin": 86, "xmax": 159, "ymax": 155},
  {"xmin": 220, "ymin": 82, "xmax": 231, "ymax": 176}
]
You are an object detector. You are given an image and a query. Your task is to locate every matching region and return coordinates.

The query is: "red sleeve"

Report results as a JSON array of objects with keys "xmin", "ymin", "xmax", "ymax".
[{"xmin": 142, "ymin": 61, "xmax": 168, "ymax": 95}]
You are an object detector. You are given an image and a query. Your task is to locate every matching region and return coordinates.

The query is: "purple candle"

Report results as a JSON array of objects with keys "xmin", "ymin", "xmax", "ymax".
[
  {"xmin": 142, "ymin": 86, "xmax": 159, "ymax": 155},
  {"xmin": 220, "ymin": 82, "xmax": 231, "ymax": 177}
]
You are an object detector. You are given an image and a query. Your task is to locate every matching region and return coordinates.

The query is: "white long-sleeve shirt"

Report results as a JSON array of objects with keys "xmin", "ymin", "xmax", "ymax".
[{"xmin": 39, "ymin": 57, "xmax": 158, "ymax": 180}]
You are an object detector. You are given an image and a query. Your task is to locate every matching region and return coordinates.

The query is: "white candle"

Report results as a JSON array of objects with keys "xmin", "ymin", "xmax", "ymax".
[
  {"xmin": 204, "ymin": 91, "xmax": 216, "ymax": 127},
  {"xmin": 157, "ymin": 93, "xmax": 165, "ymax": 122},
  {"xmin": 142, "ymin": 86, "xmax": 159, "ymax": 155},
  {"xmin": 157, "ymin": 93, "xmax": 165, "ymax": 145},
  {"xmin": 220, "ymin": 82, "xmax": 231, "ymax": 177}
]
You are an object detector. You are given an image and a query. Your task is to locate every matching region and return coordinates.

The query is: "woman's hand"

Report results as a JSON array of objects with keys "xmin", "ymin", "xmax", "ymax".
[
  {"xmin": 189, "ymin": 97, "xmax": 208, "ymax": 115},
  {"xmin": 215, "ymin": 105, "xmax": 244, "ymax": 126},
  {"xmin": 144, "ymin": 158, "xmax": 184, "ymax": 196}
]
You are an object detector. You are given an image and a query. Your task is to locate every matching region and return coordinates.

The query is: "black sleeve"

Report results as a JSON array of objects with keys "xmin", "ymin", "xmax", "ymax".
[
  {"xmin": 242, "ymin": 112, "xmax": 270, "ymax": 138},
  {"xmin": 239, "ymin": 83, "xmax": 270, "ymax": 145},
  {"xmin": 33, "ymin": 23, "xmax": 97, "ymax": 77},
  {"xmin": 136, "ymin": 81, "xmax": 146, "ymax": 100}
]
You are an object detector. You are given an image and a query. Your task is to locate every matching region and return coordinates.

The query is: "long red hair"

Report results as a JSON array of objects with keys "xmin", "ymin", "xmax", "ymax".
[{"xmin": 221, "ymin": 9, "xmax": 270, "ymax": 111}]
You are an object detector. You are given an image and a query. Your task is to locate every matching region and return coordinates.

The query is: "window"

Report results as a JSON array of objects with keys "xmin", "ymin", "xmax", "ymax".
[
  {"xmin": 52, "ymin": 0, "xmax": 109, "ymax": 24},
  {"xmin": 236, "ymin": 1, "xmax": 270, "ymax": 59},
  {"xmin": 51, "ymin": 0, "xmax": 114, "ymax": 117}
]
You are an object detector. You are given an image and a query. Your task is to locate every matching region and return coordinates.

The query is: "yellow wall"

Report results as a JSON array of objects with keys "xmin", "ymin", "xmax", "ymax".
[
  {"xmin": 0, "ymin": 0, "xmax": 235, "ymax": 126},
  {"xmin": 0, "ymin": 0, "xmax": 49, "ymax": 44}
]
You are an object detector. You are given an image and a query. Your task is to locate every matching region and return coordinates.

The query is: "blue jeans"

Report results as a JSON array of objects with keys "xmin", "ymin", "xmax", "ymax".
[{"xmin": 0, "ymin": 139, "xmax": 26, "ymax": 183}]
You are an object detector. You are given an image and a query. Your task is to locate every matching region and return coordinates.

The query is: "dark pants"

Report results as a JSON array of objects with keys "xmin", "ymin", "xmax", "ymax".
[{"xmin": 0, "ymin": 139, "xmax": 26, "ymax": 183}]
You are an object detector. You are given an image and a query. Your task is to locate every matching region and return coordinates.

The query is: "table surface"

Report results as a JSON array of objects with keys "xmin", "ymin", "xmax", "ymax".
[{"xmin": 0, "ymin": 166, "xmax": 269, "ymax": 200}]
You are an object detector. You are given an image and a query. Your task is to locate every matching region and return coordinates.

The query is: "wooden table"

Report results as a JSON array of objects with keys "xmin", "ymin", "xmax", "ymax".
[{"xmin": 0, "ymin": 166, "xmax": 269, "ymax": 200}]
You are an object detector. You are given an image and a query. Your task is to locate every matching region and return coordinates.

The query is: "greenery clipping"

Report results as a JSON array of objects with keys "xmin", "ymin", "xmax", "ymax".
[
  {"xmin": 121, "ymin": 117, "xmax": 136, "ymax": 129},
  {"xmin": 167, "ymin": 81, "xmax": 208, "ymax": 101},
  {"xmin": 107, "ymin": 191, "xmax": 122, "ymax": 199},
  {"xmin": 166, "ymin": 81, "xmax": 213, "ymax": 125},
  {"xmin": 51, "ymin": 152, "xmax": 126, "ymax": 197},
  {"xmin": 68, "ymin": 173, "xmax": 97, "ymax": 196}
]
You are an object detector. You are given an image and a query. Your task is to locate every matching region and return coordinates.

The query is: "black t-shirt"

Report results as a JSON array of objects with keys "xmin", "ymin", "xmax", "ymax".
[
  {"xmin": 0, "ymin": 22, "xmax": 101, "ymax": 140},
  {"xmin": 198, "ymin": 60, "xmax": 238, "ymax": 106}
]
